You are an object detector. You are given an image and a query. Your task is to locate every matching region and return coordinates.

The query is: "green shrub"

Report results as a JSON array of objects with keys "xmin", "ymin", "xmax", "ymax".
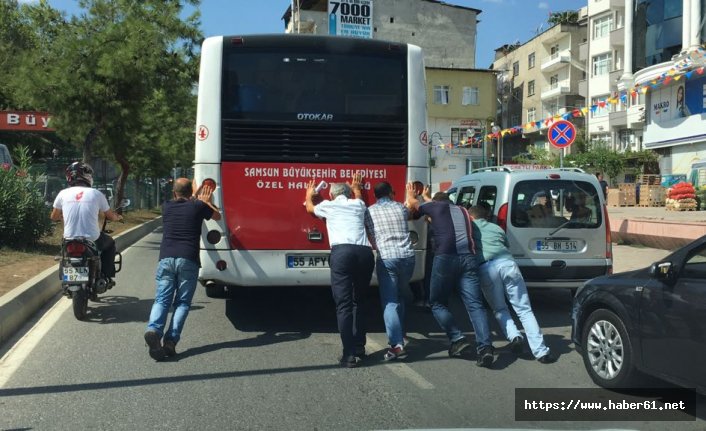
[{"xmin": 0, "ymin": 146, "xmax": 53, "ymax": 248}]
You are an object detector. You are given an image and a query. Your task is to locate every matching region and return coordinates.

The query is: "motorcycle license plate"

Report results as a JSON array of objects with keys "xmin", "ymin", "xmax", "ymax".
[{"xmin": 63, "ymin": 267, "xmax": 89, "ymax": 282}]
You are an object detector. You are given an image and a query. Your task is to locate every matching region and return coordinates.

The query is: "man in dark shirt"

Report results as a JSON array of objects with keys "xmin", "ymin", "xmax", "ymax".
[
  {"xmin": 144, "ymin": 178, "xmax": 221, "ymax": 361},
  {"xmin": 405, "ymin": 183, "xmax": 494, "ymax": 367}
]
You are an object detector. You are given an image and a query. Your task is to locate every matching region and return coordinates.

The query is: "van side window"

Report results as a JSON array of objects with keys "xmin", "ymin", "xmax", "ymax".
[
  {"xmin": 457, "ymin": 186, "xmax": 476, "ymax": 209},
  {"xmin": 477, "ymin": 186, "xmax": 497, "ymax": 215}
]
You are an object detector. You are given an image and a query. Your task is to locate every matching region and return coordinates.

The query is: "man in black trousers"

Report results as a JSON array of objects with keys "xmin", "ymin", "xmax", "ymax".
[{"xmin": 305, "ymin": 173, "xmax": 375, "ymax": 368}]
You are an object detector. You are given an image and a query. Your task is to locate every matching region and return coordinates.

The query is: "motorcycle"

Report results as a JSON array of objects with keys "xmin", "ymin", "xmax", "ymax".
[{"xmin": 59, "ymin": 217, "xmax": 123, "ymax": 320}]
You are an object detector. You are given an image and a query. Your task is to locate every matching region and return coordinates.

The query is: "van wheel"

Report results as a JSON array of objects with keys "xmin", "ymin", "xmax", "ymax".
[
  {"xmin": 205, "ymin": 283, "xmax": 227, "ymax": 298},
  {"xmin": 580, "ymin": 309, "xmax": 635, "ymax": 388}
]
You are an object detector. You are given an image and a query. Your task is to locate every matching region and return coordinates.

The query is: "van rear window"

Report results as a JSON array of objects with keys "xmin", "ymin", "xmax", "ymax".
[{"xmin": 510, "ymin": 180, "xmax": 602, "ymax": 229}]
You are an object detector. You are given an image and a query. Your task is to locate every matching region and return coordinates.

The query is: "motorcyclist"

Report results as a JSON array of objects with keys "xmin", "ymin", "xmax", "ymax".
[{"xmin": 50, "ymin": 162, "xmax": 123, "ymax": 285}]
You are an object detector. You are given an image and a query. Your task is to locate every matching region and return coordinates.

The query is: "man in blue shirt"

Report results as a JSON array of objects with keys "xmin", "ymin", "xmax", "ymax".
[
  {"xmin": 364, "ymin": 181, "xmax": 415, "ymax": 361},
  {"xmin": 144, "ymin": 178, "xmax": 221, "ymax": 361},
  {"xmin": 305, "ymin": 174, "xmax": 374, "ymax": 368},
  {"xmin": 405, "ymin": 183, "xmax": 494, "ymax": 367}
]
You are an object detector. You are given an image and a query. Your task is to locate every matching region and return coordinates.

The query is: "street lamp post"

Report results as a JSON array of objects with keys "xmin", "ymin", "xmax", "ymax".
[{"xmin": 491, "ymin": 123, "xmax": 501, "ymax": 167}]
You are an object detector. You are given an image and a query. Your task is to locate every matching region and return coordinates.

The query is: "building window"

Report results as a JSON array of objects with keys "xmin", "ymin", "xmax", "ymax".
[
  {"xmin": 545, "ymin": 101, "xmax": 558, "ymax": 117},
  {"xmin": 590, "ymin": 133, "xmax": 611, "ymax": 147},
  {"xmin": 549, "ymin": 75, "xmax": 559, "ymax": 88},
  {"xmin": 527, "ymin": 107, "xmax": 536, "ymax": 123},
  {"xmin": 593, "ymin": 14, "xmax": 612, "ymax": 39},
  {"xmin": 592, "ymin": 53, "xmax": 611, "ymax": 76},
  {"xmin": 511, "ymin": 114, "xmax": 520, "ymax": 126},
  {"xmin": 528, "ymin": 80, "xmax": 535, "ymax": 96},
  {"xmin": 591, "ymin": 95, "xmax": 610, "ymax": 117},
  {"xmin": 434, "ymin": 85, "xmax": 450, "ymax": 104},
  {"xmin": 513, "ymin": 61, "xmax": 519, "ymax": 77},
  {"xmin": 462, "ymin": 87, "xmax": 479, "ymax": 105},
  {"xmin": 619, "ymin": 129, "xmax": 636, "ymax": 150},
  {"xmin": 528, "ymin": 53, "xmax": 535, "ymax": 69}
]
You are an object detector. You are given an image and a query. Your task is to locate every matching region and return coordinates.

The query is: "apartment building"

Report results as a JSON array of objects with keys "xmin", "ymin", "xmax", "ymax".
[
  {"xmin": 581, "ymin": 0, "xmax": 645, "ymax": 152},
  {"xmin": 492, "ymin": 19, "xmax": 587, "ymax": 163},
  {"xmin": 283, "ymin": 0, "xmax": 497, "ymax": 182}
]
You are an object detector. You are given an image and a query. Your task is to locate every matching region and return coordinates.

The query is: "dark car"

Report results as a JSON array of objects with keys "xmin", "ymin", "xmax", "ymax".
[{"xmin": 572, "ymin": 235, "xmax": 706, "ymax": 393}]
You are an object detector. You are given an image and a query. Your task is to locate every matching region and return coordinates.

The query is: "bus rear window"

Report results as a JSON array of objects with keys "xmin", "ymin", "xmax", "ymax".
[
  {"xmin": 221, "ymin": 51, "xmax": 406, "ymax": 123},
  {"xmin": 510, "ymin": 180, "xmax": 602, "ymax": 229}
]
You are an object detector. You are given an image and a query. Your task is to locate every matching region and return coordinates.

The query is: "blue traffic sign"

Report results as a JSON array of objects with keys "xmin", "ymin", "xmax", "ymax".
[{"xmin": 548, "ymin": 120, "xmax": 576, "ymax": 149}]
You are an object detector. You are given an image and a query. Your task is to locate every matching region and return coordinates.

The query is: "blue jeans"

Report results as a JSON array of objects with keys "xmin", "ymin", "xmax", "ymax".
[
  {"xmin": 146, "ymin": 257, "xmax": 199, "ymax": 344},
  {"xmin": 376, "ymin": 256, "xmax": 416, "ymax": 347},
  {"xmin": 429, "ymin": 254, "xmax": 492, "ymax": 352},
  {"xmin": 479, "ymin": 258, "xmax": 549, "ymax": 358}
]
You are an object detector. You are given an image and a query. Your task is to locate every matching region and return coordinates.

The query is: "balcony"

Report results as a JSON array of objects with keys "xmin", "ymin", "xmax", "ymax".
[
  {"xmin": 541, "ymin": 50, "xmax": 571, "ymax": 73},
  {"xmin": 610, "ymin": 25, "xmax": 624, "ymax": 46},
  {"xmin": 541, "ymin": 80, "xmax": 571, "ymax": 100},
  {"xmin": 627, "ymin": 104, "xmax": 646, "ymax": 128},
  {"xmin": 609, "ymin": 109, "xmax": 627, "ymax": 127},
  {"xmin": 609, "ymin": 68, "xmax": 624, "ymax": 84},
  {"xmin": 578, "ymin": 42, "xmax": 588, "ymax": 62},
  {"xmin": 610, "ymin": 0, "xmax": 625, "ymax": 7},
  {"xmin": 578, "ymin": 79, "xmax": 587, "ymax": 98}
]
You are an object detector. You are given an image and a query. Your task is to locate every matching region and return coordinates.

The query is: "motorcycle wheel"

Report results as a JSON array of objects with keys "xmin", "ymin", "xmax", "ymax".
[{"xmin": 72, "ymin": 288, "xmax": 89, "ymax": 320}]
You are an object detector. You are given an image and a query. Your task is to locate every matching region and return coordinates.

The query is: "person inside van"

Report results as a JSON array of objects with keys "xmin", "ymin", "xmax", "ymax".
[
  {"xmin": 527, "ymin": 191, "xmax": 554, "ymax": 226},
  {"xmin": 567, "ymin": 191, "xmax": 592, "ymax": 222}
]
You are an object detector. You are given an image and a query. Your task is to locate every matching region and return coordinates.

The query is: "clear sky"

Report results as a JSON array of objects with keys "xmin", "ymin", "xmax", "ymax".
[{"xmin": 44, "ymin": 0, "xmax": 588, "ymax": 68}]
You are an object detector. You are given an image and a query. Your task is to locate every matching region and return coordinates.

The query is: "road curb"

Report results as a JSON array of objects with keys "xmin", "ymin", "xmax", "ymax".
[{"xmin": 0, "ymin": 216, "xmax": 163, "ymax": 346}]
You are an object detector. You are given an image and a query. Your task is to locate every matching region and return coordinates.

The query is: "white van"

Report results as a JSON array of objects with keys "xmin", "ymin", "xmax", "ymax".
[{"xmin": 447, "ymin": 167, "xmax": 612, "ymax": 292}]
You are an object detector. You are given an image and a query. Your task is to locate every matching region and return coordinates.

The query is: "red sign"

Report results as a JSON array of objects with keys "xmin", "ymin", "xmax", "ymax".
[
  {"xmin": 221, "ymin": 162, "xmax": 407, "ymax": 251},
  {"xmin": 547, "ymin": 120, "xmax": 576, "ymax": 149},
  {"xmin": 197, "ymin": 125, "xmax": 209, "ymax": 141},
  {"xmin": 0, "ymin": 111, "xmax": 54, "ymax": 132}
]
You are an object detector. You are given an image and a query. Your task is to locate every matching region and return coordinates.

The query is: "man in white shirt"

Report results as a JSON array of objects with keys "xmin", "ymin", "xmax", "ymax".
[
  {"xmin": 305, "ymin": 173, "xmax": 374, "ymax": 368},
  {"xmin": 51, "ymin": 162, "xmax": 123, "ymax": 282}
]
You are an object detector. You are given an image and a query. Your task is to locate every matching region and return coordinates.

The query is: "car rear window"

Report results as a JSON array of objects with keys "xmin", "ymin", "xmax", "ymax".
[{"xmin": 510, "ymin": 179, "xmax": 602, "ymax": 229}]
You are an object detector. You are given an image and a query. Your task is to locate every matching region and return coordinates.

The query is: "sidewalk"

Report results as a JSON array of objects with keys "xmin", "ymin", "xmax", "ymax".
[{"xmin": 607, "ymin": 206, "xmax": 706, "ymax": 250}]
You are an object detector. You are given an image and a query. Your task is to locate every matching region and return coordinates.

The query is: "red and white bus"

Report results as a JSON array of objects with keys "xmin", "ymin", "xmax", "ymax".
[{"xmin": 194, "ymin": 34, "xmax": 429, "ymax": 296}]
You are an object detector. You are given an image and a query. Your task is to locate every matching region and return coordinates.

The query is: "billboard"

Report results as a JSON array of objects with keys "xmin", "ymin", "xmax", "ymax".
[
  {"xmin": 328, "ymin": 0, "xmax": 373, "ymax": 39},
  {"xmin": 650, "ymin": 76, "xmax": 706, "ymax": 126}
]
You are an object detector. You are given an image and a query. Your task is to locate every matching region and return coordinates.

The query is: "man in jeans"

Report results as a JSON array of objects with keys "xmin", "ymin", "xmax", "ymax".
[
  {"xmin": 364, "ymin": 181, "xmax": 415, "ymax": 361},
  {"xmin": 305, "ymin": 174, "xmax": 375, "ymax": 368},
  {"xmin": 405, "ymin": 183, "xmax": 494, "ymax": 367},
  {"xmin": 469, "ymin": 205, "xmax": 556, "ymax": 364},
  {"xmin": 144, "ymin": 178, "xmax": 221, "ymax": 361}
]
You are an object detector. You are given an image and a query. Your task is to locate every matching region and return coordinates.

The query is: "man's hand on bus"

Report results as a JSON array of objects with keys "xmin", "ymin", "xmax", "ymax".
[
  {"xmin": 198, "ymin": 184, "xmax": 222, "ymax": 221},
  {"xmin": 349, "ymin": 172, "xmax": 363, "ymax": 200},
  {"xmin": 422, "ymin": 185, "xmax": 432, "ymax": 202},
  {"xmin": 405, "ymin": 182, "xmax": 421, "ymax": 211},
  {"xmin": 305, "ymin": 179, "xmax": 317, "ymax": 214}
]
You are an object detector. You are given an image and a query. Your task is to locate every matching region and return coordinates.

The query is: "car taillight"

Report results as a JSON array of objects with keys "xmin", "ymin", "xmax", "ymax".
[
  {"xmin": 497, "ymin": 203, "xmax": 508, "ymax": 232},
  {"xmin": 66, "ymin": 242, "xmax": 86, "ymax": 257},
  {"xmin": 603, "ymin": 204, "xmax": 612, "ymax": 259}
]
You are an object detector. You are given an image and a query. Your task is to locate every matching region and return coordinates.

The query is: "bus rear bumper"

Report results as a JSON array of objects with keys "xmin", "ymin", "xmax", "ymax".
[{"xmin": 198, "ymin": 249, "xmax": 426, "ymax": 287}]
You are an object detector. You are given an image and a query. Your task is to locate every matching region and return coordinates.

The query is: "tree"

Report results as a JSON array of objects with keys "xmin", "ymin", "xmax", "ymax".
[
  {"xmin": 9, "ymin": 0, "xmax": 202, "ymax": 208},
  {"xmin": 548, "ymin": 10, "xmax": 579, "ymax": 26},
  {"xmin": 512, "ymin": 145, "xmax": 559, "ymax": 167},
  {"xmin": 566, "ymin": 145, "xmax": 625, "ymax": 183}
]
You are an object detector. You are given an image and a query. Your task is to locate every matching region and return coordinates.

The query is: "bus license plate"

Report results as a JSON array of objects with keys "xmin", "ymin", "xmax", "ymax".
[
  {"xmin": 536, "ymin": 240, "xmax": 579, "ymax": 252},
  {"xmin": 287, "ymin": 255, "xmax": 329, "ymax": 268},
  {"xmin": 62, "ymin": 266, "xmax": 89, "ymax": 282}
]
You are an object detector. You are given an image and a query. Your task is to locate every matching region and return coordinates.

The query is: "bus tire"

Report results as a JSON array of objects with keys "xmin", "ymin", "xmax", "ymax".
[{"xmin": 205, "ymin": 283, "xmax": 227, "ymax": 298}]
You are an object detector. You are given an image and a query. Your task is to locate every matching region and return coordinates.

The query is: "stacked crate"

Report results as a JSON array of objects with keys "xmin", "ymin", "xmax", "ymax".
[
  {"xmin": 618, "ymin": 183, "xmax": 637, "ymax": 206},
  {"xmin": 638, "ymin": 185, "xmax": 666, "ymax": 207},
  {"xmin": 638, "ymin": 174, "xmax": 661, "ymax": 186},
  {"xmin": 607, "ymin": 188, "xmax": 627, "ymax": 207}
]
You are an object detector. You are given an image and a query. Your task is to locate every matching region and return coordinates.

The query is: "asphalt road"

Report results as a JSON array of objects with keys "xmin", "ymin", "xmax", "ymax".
[{"xmin": 0, "ymin": 231, "xmax": 703, "ymax": 430}]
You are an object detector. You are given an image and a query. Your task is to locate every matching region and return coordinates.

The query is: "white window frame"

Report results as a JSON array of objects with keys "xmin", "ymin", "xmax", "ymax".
[
  {"xmin": 512, "ymin": 61, "xmax": 519, "ymax": 77},
  {"xmin": 593, "ymin": 15, "xmax": 612, "ymax": 40},
  {"xmin": 591, "ymin": 95, "xmax": 610, "ymax": 118},
  {"xmin": 527, "ymin": 107, "xmax": 536, "ymax": 123},
  {"xmin": 434, "ymin": 85, "xmax": 450, "ymax": 105},
  {"xmin": 528, "ymin": 52, "xmax": 535, "ymax": 69},
  {"xmin": 592, "ymin": 53, "xmax": 611, "ymax": 77},
  {"xmin": 528, "ymin": 80, "xmax": 535, "ymax": 96},
  {"xmin": 462, "ymin": 87, "xmax": 479, "ymax": 106}
]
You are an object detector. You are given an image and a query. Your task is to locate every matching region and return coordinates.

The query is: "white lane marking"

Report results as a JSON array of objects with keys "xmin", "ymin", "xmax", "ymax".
[
  {"xmin": 0, "ymin": 238, "xmax": 141, "ymax": 387},
  {"xmin": 365, "ymin": 337, "xmax": 435, "ymax": 390},
  {"xmin": 0, "ymin": 297, "xmax": 70, "ymax": 388}
]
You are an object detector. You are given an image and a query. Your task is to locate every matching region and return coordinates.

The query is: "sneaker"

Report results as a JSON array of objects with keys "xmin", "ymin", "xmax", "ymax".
[
  {"xmin": 144, "ymin": 331, "xmax": 165, "ymax": 361},
  {"xmin": 384, "ymin": 344, "xmax": 408, "ymax": 361},
  {"xmin": 339, "ymin": 355, "xmax": 361, "ymax": 368},
  {"xmin": 537, "ymin": 351, "xmax": 557, "ymax": 364},
  {"xmin": 163, "ymin": 339, "xmax": 177, "ymax": 357},
  {"xmin": 448, "ymin": 337, "xmax": 471, "ymax": 357},
  {"xmin": 509, "ymin": 336, "xmax": 524, "ymax": 355},
  {"xmin": 476, "ymin": 346, "xmax": 494, "ymax": 368}
]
